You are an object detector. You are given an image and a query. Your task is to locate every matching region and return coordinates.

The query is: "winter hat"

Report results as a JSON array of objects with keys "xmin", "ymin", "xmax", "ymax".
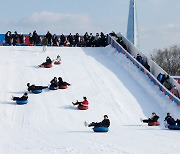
[
  {"xmin": 83, "ymin": 96, "xmax": 87, "ymax": 100},
  {"xmin": 104, "ymin": 115, "xmax": 108, "ymax": 118}
]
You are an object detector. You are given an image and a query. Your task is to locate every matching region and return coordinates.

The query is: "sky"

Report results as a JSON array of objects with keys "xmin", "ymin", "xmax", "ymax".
[
  {"xmin": 0, "ymin": 0, "xmax": 180, "ymax": 54},
  {"xmin": 1, "ymin": 46, "xmax": 180, "ymax": 153}
]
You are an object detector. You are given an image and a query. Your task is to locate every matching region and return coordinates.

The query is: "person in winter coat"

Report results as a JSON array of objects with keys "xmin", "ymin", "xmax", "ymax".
[
  {"xmin": 27, "ymin": 83, "xmax": 48, "ymax": 92},
  {"xmin": 42, "ymin": 37, "xmax": 48, "ymax": 52},
  {"xmin": 163, "ymin": 78, "xmax": 172, "ymax": 90},
  {"xmin": 32, "ymin": 30, "xmax": 38, "ymax": 45},
  {"xmin": 141, "ymin": 112, "xmax": 159, "ymax": 123},
  {"xmin": 58, "ymin": 77, "xmax": 71, "ymax": 87},
  {"xmin": 39, "ymin": 56, "xmax": 52, "ymax": 67},
  {"xmin": 136, "ymin": 53, "xmax": 143, "ymax": 64},
  {"xmin": 19, "ymin": 32, "xmax": 24, "ymax": 44},
  {"xmin": 72, "ymin": 96, "xmax": 88, "ymax": 107},
  {"xmin": 67, "ymin": 33, "xmax": 74, "ymax": 46},
  {"xmin": 12, "ymin": 31, "xmax": 18, "ymax": 46},
  {"xmin": 50, "ymin": 77, "xmax": 59, "ymax": 89},
  {"xmin": 45, "ymin": 31, "xmax": 52, "ymax": 45},
  {"xmin": 5, "ymin": 31, "xmax": 12, "ymax": 45},
  {"xmin": 11, "ymin": 92, "xmax": 28, "ymax": 101},
  {"xmin": 59, "ymin": 33, "xmax": 66, "ymax": 46},
  {"xmin": 54, "ymin": 55, "xmax": 61, "ymax": 63},
  {"xmin": 164, "ymin": 113, "xmax": 176, "ymax": 126},
  {"xmin": 170, "ymin": 85, "xmax": 180, "ymax": 98},
  {"xmin": 29, "ymin": 33, "xmax": 34, "ymax": 44},
  {"xmin": 85, "ymin": 115, "xmax": 110, "ymax": 128},
  {"xmin": 52, "ymin": 34, "xmax": 59, "ymax": 46}
]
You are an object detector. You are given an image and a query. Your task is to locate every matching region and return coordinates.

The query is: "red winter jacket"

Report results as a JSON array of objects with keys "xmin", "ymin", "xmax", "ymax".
[{"xmin": 81, "ymin": 100, "xmax": 89, "ymax": 106}]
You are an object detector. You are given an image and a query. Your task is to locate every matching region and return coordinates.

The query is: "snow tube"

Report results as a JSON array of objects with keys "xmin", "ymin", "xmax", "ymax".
[
  {"xmin": 148, "ymin": 121, "xmax": 160, "ymax": 126},
  {"xmin": 49, "ymin": 86, "xmax": 58, "ymax": 90},
  {"xmin": 168, "ymin": 125, "xmax": 180, "ymax": 130},
  {"xmin": 16, "ymin": 100, "xmax": 28, "ymax": 105},
  {"xmin": 60, "ymin": 85, "xmax": 68, "ymax": 89},
  {"xmin": 93, "ymin": 126, "xmax": 109, "ymax": 132},
  {"xmin": 31, "ymin": 89, "xmax": 42, "ymax": 94},
  {"xmin": 44, "ymin": 63, "xmax": 52, "ymax": 68},
  {"xmin": 54, "ymin": 61, "xmax": 61, "ymax": 65},
  {"xmin": 78, "ymin": 105, "xmax": 88, "ymax": 110}
]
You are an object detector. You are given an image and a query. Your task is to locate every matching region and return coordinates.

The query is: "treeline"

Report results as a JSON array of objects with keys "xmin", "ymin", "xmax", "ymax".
[{"xmin": 151, "ymin": 45, "xmax": 180, "ymax": 76}]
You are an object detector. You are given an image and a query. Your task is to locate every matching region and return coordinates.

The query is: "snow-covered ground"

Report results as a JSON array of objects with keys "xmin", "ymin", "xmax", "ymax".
[{"xmin": 0, "ymin": 45, "xmax": 180, "ymax": 154}]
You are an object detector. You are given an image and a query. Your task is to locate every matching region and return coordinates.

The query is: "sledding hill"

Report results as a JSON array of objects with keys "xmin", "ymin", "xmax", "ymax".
[{"xmin": 0, "ymin": 46, "xmax": 180, "ymax": 154}]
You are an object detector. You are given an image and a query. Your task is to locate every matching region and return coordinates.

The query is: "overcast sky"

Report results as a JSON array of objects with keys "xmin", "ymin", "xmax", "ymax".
[{"xmin": 0, "ymin": 0, "xmax": 180, "ymax": 54}]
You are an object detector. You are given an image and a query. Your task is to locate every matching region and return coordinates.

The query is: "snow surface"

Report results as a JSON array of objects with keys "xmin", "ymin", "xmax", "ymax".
[{"xmin": 0, "ymin": 45, "xmax": 180, "ymax": 154}]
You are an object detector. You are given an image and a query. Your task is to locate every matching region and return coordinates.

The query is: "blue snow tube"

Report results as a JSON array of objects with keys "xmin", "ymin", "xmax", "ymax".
[
  {"xmin": 49, "ymin": 86, "xmax": 58, "ymax": 90},
  {"xmin": 168, "ymin": 125, "xmax": 180, "ymax": 130},
  {"xmin": 16, "ymin": 100, "xmax": 28, "ymax": 105},
  {"xmin": 93, "ymin": 126, "xmax": 109, "ymax": 132},
  {"xmin": 31, "ymin": 89, "xmax": 42, "ymax": 94}
]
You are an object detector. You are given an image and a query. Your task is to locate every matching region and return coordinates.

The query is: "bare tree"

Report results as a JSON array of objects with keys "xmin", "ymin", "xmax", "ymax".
[{"xmin": 151, "ymin": 45, "xmax": 180, "ymax": 76}]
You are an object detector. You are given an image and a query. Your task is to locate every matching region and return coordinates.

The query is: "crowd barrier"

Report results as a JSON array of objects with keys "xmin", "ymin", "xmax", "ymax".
[{"xmin": 108, "ymin": 34, "xmax": 180, "ymax": 106}]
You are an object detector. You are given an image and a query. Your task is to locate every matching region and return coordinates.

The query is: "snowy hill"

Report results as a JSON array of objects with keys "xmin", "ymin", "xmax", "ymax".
[{"xmin": 0, "ymin": 46, "xmax": 180, "ymax": 154}]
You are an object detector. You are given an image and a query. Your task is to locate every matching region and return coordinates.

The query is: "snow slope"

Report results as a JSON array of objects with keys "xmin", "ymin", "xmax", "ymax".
[{"xmin": 0, "ymin": 46, "xmax": 180, "ymax": 154}]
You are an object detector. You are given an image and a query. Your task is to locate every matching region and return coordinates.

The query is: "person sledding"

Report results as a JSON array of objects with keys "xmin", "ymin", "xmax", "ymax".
[
  {"xmin": 27, "ymin": 83, "xmax": 48, "ymax": 92},
  {"xmin": 140, "ymin": 112, "xmax": 160, "ymax": 125},
  {"xmin": 72, "ymin": 96, "xmax": 89, "ymax": 110},
  {"xmin": 58, "ymin": 77, "xmax": 71, "ymax": 89},
  {"xmin": 11, "ymin": 92, "xmax": 28, "ymax": 101},
  {"xmin": 49, "ymin": 77, "xmax": 59, "ymax": 90},
  {"xmin": 54, "ymin": 55, "xmax": 61, "ymax": 64},
  {"xmin": 84, "ymin": 115, "xmax": 110, "ymax": 128},
  {"xmin": 164, "ymin": 113, "xmax": 176, "ymax": 127},
  {"xmin": 39, "ymin": 56, "xmax": 52, "ymax": 67},
  {"xmin": 164, "ymin": 113, "xmax": 180, "ymax": 127}
]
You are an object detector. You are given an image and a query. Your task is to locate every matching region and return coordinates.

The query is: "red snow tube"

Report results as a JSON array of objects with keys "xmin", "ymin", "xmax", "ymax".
[
  {"xmin": 44, "ymin": 63, "xmax": 53, "ymax": 68},
  {"xmin": 78, "ymin": 105, "xmax": 88, "ymax": 110},
  {"xmin": 60, "ymin": 85, "xmax": 68, "ymax": 89},
  {"xmin": 148, "ymin": 121, "xmax": 160, "ymax": 126},
  {"xmin": 54, "ymin": 61, "xmax": 61, "ymax": 65}
]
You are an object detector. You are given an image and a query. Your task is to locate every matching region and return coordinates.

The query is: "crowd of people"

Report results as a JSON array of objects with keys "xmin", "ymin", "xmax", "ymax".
[
  {"xmin": 157, "ymin": 73, "xmax": 180, "ymax": 98},
  {"xmin": 8, "ymin": 30, "xmax": 180, "ymax": 131},
  {"xmin": 4, "ymin": 30, "xmax": 107, "ymax": 47}
]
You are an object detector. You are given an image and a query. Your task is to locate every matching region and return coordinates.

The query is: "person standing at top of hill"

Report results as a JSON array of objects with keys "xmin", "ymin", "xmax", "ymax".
[
  {"xmin": 5, "ymin": 31, "xmax": 12, "ymax": 45},
  {"xmin": 52, "ymin": 34, "xmax": 59, "ymax": 46},
  {"xmin": 67, "ymin": 33, "xmax": 74, "ymax": 47},
  {"xmin": 59, "ymin": 33, "xmax": 66, "ymax": 46},
  {"xmin": 19, "ymin": 32, "xmax": 24, "ymax": 44},
  {"xmin": 32, "ymin": 30, "xmax": 38, "ymax": 45},
  {"xmin": 42, "ymin": 37, "xmax": 48, "ymax": 52},
  {"xmin": 45, "ymin": 31, "xmax": 52, "ymax": 45},
  {"xmin": 12, "ymin": 31, "xmax": 18, "ymax": 46}
]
